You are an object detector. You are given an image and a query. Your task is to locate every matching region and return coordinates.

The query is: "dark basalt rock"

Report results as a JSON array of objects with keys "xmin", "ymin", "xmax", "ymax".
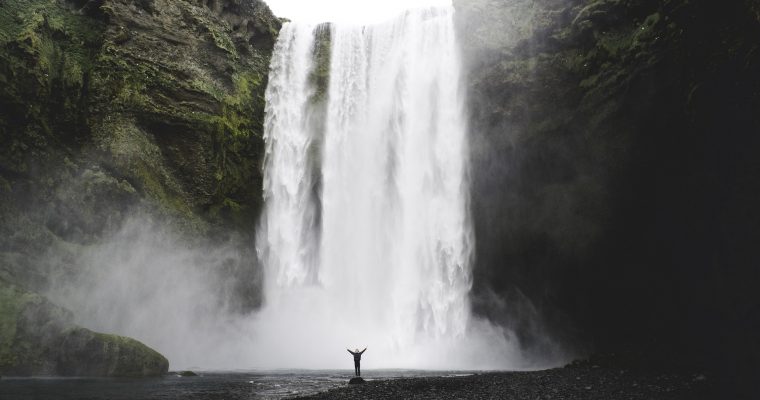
[
  {"xmin": 178, "ymin": 370, "xmax": 198, "ymax": 377},
  {"xmin": 349, "ymin": 377, "xmax": 366, "ymax": 384}
]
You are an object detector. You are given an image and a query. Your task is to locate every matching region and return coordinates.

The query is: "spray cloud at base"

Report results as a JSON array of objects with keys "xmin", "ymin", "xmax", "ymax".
[{"xmin": 44, "ymin": 217, "xmax": 265, "ymax": 370}]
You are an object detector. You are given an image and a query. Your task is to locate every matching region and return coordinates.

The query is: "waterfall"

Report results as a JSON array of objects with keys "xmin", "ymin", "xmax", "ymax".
[
  {"xmin": 255, "ymin": 6, "xmax": 516, "ymax": 369},
  {"xmin": 259, "ymin": 22, "xmax": 321, "ymax": 293}
]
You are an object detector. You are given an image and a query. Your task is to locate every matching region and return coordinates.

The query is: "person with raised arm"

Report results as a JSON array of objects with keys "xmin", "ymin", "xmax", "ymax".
[{"xmin": 347, "ymin": 347, "xmax": 367, "ymax": 376}]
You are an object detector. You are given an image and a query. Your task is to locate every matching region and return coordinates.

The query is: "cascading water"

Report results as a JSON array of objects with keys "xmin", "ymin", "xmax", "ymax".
[
  {"xmin": 259, "ymin": 22, "xmax": 321, "ymax": 293},
  {"xmin": 254, "ymin": 6, "xmax": 518, "ymax": 369}
]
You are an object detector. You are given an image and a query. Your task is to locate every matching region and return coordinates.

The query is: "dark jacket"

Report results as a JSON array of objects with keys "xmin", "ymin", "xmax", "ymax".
[{"xmin": 347, "ymin": 348, "xmax": 366, "ymax": 362}]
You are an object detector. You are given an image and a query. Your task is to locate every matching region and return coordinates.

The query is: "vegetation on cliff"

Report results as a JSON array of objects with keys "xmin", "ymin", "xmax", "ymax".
[
  {"xmin": 0, "ymin": 0, "xmax": 281, "ymax": 375},
  {"xmin": 0, "ymin": 0, "xmax": 281, "ymax": 240}
]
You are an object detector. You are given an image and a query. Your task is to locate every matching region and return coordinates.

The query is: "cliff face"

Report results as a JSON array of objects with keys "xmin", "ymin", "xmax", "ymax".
[
  {"xmin": 455, "ymin": 0, "xmax": 760, "ymax": 373},
  {"xmin": 0, "ymin": 0, "xmax": 280, "ymax": 374},
  {"xmin": 0, "ymin": 0, "xmax": 280, "ymax": 291}
]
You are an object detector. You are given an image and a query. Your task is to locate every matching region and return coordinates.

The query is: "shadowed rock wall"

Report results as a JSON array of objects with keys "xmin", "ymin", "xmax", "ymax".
[{"xmin": 455, "ymin": 0, "xmax": 760, "ymax": 378}]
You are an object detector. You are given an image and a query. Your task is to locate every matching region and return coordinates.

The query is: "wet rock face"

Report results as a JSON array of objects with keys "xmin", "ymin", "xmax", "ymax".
[
  {"xmin": 0, "ymin": 0, "xmax": 281, "ymax": 375},
  {"xmin": 454, "ymin": 0, "xmax": 760, "ymax": 368},
  {"xmin": 0, "ymin": 281, "xmax": 168, "ymax": 376},
  {"xmin": 0, "ymin": 0, "xmax": 281, "ymax": 243},
  {"xmin": 87, "ymin": 0, "xmax": 281, "ymax": 232},
  {"xmin": 0, "ymin": 0, "xmax": 280, "ymax": 295}
]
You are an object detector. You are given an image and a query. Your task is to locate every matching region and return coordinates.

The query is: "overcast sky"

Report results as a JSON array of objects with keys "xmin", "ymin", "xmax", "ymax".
[{"xmin": 264, "ymin": 0, "xmax": 451, "ymax": 24}]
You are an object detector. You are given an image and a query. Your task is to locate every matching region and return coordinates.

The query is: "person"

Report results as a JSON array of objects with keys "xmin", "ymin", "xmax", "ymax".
[{"xmin": 347, "ymin": 347, "xmax": 367, "ymax": 376}]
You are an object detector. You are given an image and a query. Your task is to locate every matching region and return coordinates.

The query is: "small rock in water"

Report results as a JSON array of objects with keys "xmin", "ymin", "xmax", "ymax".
[
  {"xmin": 178, "ymin": 370, "xmax": 198, "ymax": 377},
  {"xmin": 349, "ymin": 377, "xmax": 366, "ymax": 384}
]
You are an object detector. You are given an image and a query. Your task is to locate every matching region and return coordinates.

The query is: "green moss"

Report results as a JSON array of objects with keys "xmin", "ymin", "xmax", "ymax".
[
  {"xmin": 210, "ymin": 27, "xmax": 237, "ymax": 57},
  {"xmin": 2, "ymin": 0, "xmax": 281, "ymax": 238},
  {"xmin": 133, "ymin": 159, "xmax": 193, "ymax": 216},
  {"xmin": 95, "ymin": 45, "xmax": 196, "ymax": 121},
  {"xmin": 90, "ymin": 332, "xmax": 169, "ymax": 377},
  {"xmin": 207, "ymin": 71, "xmax": 266, "ymax": 212},
  {"xmin": 1, "ymin": 0, "xmax": 104, "ymax": 81},
  {"xmin": 0, "ymin": 0, "xmax": 105, "ymax": 182},
  {"xmin": 0, "ymin": 281, "xmax": 168, "ymax": 376},
  {"xmin": 0, "ymin": 281, "xmax": 74, "ymax": 373},
  {"xmin": 190, "ymin": 78, "xmax": 226, "ymax": 101},
  {"xmin": 188, "ymin": 6, "xmax": 238, "ymax": 58},
  {"xmin": 205, "ymin": 73, "xmax": 259, "ymax": 195},
  {"xmin": 84, "ymin": 15, "xmax": 271, "ymax": 231},
  {"xmin": 0, "ymin": 283, "xmax": 32, "ymax": 369}
]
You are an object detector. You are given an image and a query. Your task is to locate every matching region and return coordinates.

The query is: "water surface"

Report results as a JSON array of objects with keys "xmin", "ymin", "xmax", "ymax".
[{"xmin": 0, "ymin": 369, "xmax": 476, "ymax": 399}]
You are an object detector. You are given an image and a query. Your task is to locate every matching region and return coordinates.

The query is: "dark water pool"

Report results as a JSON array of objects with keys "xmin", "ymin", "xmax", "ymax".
[{"xmin": 0, "ymin": 370, "xmax": 474, "ymax": 400}]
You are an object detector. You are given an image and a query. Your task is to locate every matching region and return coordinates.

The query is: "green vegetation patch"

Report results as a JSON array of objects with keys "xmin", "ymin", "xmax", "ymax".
[
  {"xmin": 0, "ymin": 0, "xmax": 104, "ymax": 85},
  {"xmin": 0, "ymin": 280, "xmax": 168, "ymax": 376},
  {"xmin": 0, "ymin": 282, "xmax": 38, "ymax": 371}
]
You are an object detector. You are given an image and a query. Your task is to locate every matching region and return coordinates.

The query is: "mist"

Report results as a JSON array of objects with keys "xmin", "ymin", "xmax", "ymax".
[
  {"xmin": 40, "ymin": 212, "xmax": 532, "ymax": 370},
  {"xmin": 44, "ymin": 216, "xmax": 263, "ymax": 370}
]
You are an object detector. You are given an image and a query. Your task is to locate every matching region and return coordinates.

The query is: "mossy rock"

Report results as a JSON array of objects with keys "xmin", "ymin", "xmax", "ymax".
[
  {"xmin": 0, "ymin": 280, "xmax": 168, "ymax": 376},
  {"xmin": 57, "ymin": 330, "xmax": 168, "ymax": 377}
]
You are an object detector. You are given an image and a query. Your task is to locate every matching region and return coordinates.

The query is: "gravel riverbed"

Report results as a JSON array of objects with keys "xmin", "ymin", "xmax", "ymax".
[{"xmin": 291, "ymin": 361, "xmax": 720, "ymax": 400}]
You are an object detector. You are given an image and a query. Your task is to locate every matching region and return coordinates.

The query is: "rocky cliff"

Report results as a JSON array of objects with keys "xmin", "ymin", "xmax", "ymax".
[
  {"xmin": 455, "ymin": 0, "xmax": 760, "ymax": 380},
  {"xmin": 0, "ymin": 0, "xmax": 280, "ymax": 375}
]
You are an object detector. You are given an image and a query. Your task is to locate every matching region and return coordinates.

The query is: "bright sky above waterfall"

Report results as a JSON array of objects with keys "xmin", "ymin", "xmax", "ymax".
[{"xmin": 265, "ymin": 0, "xmax": 452, "ymax": 24}]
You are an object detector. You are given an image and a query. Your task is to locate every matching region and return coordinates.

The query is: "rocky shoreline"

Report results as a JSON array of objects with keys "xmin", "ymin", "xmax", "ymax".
[{"xmin": 292, "ymin": 361, "xmax": 723, "ymax": 400}]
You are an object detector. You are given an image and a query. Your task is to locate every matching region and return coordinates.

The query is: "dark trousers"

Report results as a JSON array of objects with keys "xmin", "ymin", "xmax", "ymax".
[{"xmin": 354, "ymin": 360, "xmax": 360, "ymax": 376}]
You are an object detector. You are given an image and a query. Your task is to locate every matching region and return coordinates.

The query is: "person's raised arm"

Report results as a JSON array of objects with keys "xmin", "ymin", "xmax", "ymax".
[
  {"xmin": 347, "ymin": 349, "xmax": 354, "ymax": 355},
  {"xmin": 360, "ymin": 347, "xmax": 367, "ymax": 354}
]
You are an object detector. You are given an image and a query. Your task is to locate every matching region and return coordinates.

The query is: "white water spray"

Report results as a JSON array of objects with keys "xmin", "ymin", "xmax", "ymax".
[{"xmin": 254, "ymin": 6, "xmax": 518, "ymax": 369}]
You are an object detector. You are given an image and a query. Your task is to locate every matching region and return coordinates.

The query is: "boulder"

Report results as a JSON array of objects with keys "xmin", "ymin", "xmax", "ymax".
[{"xmin": 0, "ymin": 280, "xmax": 168, "ymax": 377}]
